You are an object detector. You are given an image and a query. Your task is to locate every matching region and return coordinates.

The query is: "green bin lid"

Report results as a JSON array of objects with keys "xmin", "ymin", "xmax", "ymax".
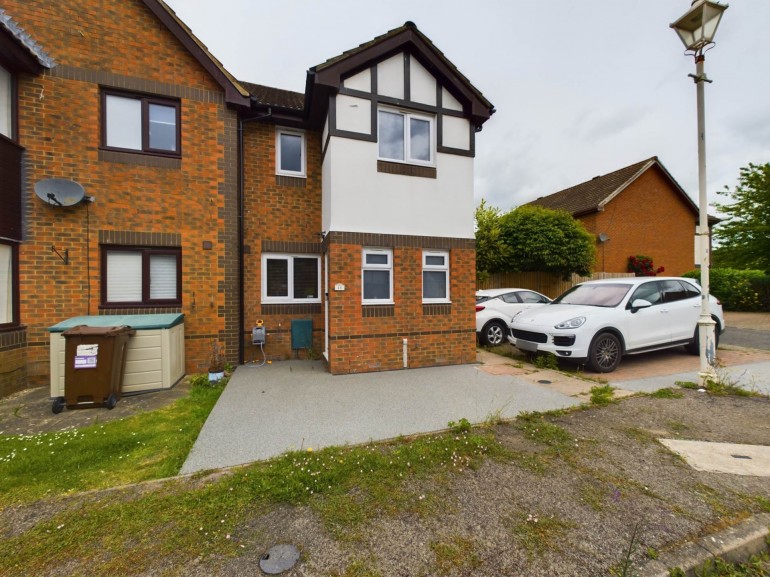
[{"xmin": 48, "ymin": 313, "xmax": 184, "ymax": 332}]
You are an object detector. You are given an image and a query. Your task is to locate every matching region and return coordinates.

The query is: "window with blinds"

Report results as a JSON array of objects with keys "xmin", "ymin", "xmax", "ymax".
[{"xmin": 102, "ymin": 247, "xmax": 181, "ymax": 306}]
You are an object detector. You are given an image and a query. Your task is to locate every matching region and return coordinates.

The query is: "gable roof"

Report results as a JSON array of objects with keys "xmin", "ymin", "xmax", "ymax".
[
  {"xmin": 528, "ymin": 157, "xmax": 714, "ymax": 222},
  {"xmin": 141, "ymin": 0, "xmax": 250, "ymax": 107},
  {"xmin": 304, "ymin": 21, "xmax": 494, "ymax": 128},
  {"xmin": 0, "ymin": 8, "xmax": 55, "ymax": 72}
]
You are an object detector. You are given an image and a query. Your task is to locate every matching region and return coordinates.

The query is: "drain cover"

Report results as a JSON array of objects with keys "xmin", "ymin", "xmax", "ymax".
[
  {"xmin": 259, "ymin": 544, "xmax": 300, "ymax": 574},
  {"xmin": 732, "ymin": 454, "xmax": 752, "ymax": 460},
  {"xmin": 538, "ymin": 380, "xmax": 552, "ymax": 384}
]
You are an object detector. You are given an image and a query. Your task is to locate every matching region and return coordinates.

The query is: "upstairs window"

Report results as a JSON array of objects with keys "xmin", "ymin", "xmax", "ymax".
[
  {"xmin": 422, "ymin": 250, "xmax": 450, "ymax": 303},
  {"xmin": 276, "ymin": 129, "xmax": 306, "ymax": 177},
  {"xmin": 362, "ymin": 248, "xmax": 393, "ymax": 304},
  {"xmin": 102, "ymin": 246, "xmax": 181, "ymax": 306},
  {"xmin": 102, "ymin": 91, "xmax": 180, "ymax": 155},
  {"xmin": 378, "ymin": 109, "xmax": 433, "ymax": 165}
]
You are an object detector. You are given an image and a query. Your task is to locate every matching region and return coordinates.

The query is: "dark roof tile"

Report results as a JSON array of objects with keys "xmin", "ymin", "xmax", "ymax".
[
  {"xmin": 0, "ymin": 8, "xmax": 55, "ymax": 68},
  {"xmin": 239, "ymin": 81, "xmax": 305, "ymax": 111}
]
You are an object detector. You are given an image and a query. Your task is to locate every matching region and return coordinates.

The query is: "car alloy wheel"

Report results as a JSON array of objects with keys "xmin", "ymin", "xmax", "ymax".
[
  {"xmin": 588, "ymin": 332, "xmax": 621, "ymax": 373},
  {"xmin": 482, "ymin": 321, "xmax": 507, "ymax": 346}
]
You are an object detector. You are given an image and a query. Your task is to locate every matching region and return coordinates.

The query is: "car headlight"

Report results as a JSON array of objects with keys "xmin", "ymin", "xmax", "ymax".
[{"xmin": 554, "ymin": 316, "xmax": 586, "ymax": 329}]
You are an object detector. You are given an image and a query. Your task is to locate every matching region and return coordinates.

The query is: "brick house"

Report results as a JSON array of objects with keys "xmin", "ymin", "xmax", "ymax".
[
  {"xmin": 1, "ymin": 2, "xmax": 493, "ymax": 396},
  {"xmin": 527, "ymin": 157, "xmax": 714, "ymax": 277}
]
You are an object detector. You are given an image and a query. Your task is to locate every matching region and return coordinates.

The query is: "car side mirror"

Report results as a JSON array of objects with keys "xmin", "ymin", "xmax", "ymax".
[{"xmin": 629, "ymin": 298, "xmax": 652, "ymax": 312}]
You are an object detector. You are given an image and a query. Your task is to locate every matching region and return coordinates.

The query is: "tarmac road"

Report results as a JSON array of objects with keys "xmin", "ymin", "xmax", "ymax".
[{"xmin": 721, "ymin": 327, "xmax": 770, "ymax": 350}]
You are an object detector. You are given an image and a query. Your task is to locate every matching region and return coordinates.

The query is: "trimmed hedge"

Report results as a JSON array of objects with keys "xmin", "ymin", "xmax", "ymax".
[{"xmin": 683, "ymin": 268, "xmax": 769, "ymax": 311}]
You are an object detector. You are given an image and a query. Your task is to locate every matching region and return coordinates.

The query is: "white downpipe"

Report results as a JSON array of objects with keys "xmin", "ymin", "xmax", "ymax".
[{"xmin": 402, "ymin": 338, "xmax": 408, "ymax": 368}]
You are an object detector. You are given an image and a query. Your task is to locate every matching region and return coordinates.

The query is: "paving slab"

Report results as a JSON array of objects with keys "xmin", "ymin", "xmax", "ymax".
[
  {"xmin": 180, "ymin": 361, "xmax": 581, "ymax": 474},
  {"xmin": 659, "ymin": 439, "xmax": 770, "ymax": 476}
]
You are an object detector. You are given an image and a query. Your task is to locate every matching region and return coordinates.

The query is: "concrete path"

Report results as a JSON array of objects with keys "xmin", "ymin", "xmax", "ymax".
[
  {"xmin": 180, "ymin": 361, "xmax": 581, "ymax": 474},
  {"xmin": 610, "ymin": 361, "xmax": 770, "ymax": 395}
]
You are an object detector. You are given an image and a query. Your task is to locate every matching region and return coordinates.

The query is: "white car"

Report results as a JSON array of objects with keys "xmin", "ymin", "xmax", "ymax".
[
  {"xmin": 508, "ymin": 277, "xmax": 725, "ymax": 373},
  {"xmin": 476, "ymin": 288, "xmax": 551, "ymax": 346}
]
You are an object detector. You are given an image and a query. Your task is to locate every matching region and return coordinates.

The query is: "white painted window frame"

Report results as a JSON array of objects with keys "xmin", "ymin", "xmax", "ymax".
[
  {"xmin": 362, "ymin": 248, "xmax": 394, "ymax": 305},
  {"xmin": 275, "ymin": 128, "xmax": 307, "ymax": 178},
  {"xmin": 377, "ymin": 107, "xmax": 435, "ymax": 166},
  {"xmin": 261, "ymin": 253, "xmax": 321, "ymax": 304},
  {"xmin": 422, "ymin": 250, "xmax": 450, "ymax": 303}
]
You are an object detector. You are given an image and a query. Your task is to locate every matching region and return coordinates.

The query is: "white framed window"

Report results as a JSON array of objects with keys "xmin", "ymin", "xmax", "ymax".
[
  {"xmin": 275, "ymin": 128, "xmax": 306, "ymax": 177},
  {"xmin": 362, "ymin": 248, "xmax": 393, "ymax": 304},
  {"xmin": 422, "ymin": 250, "xmax": 450, "ymax": 303},
  {"xmin": 102, "ymin": 247, "xmax": 181, "ymax": 306},
  {"xmin": 261, "ymin": 254, "xmax": 320, "ymax": 303},
  {"xmin": 378, "ymin": 108, "xmax": 434, "ymax": 165}
]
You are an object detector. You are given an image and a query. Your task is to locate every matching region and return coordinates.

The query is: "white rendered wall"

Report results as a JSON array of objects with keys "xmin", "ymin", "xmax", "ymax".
[
  {"xmin": 409, "ymin": 59, "xmax": 436, "ymax": 105},
  {"xmin": 322, "ymin": 136, "xmax": 474, "ymax": 238},
  {"xmin": 376, "ymin": 54, "xmax": 404, "ymax": 99},
  {"xmin": 343, "ymin": 68, "xmax": 371, "ymax": 92},
  {"xmin": 335, "ymin": 95, "xmax": 371, "ymax": 134},
  {"xmin": 442, "ymin": 87, "xmax": 462, "ymax": 111},
  {"xmin": 442, "ymin": 116, "xmax": 470, "ymax": 150}
]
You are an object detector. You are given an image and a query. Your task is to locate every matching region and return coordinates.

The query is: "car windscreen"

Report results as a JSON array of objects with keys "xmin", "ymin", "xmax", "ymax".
[{"xmin": 552, "ymin": 283, "xmax": 632, "ymax": 307}]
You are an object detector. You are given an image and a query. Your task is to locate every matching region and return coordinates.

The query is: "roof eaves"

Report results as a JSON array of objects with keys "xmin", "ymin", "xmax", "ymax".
[
  {"xmin": 0, "ymin": 8, "xmax": 55, "ymax": 70},
  {"xmin": 141, "ymin": 0, "xmax": 250, "ymax": 107},
  {"xmin": 596, "ymin": 158, "xmax": 657, "ymax": 211}
]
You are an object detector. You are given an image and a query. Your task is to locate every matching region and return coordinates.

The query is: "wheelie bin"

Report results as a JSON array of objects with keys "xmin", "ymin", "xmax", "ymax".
[{"xmin": 53, "ymin": 325, "xmax": 134, "ymax": 413}]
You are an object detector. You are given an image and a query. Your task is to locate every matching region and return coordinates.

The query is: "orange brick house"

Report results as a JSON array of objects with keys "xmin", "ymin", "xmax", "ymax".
[
  {"xmin": 528, "ymin": 157, "xmax": 715, "ymax": 277},
  {"xmin": 0, "ymin": 1, "xmax": 493, "ymax": 396}
]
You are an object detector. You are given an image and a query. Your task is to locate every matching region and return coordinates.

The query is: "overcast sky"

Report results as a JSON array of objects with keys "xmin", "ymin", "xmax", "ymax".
[{"xmin": 165, "ymin": 0, "xmax": 770, "ymax": 215}]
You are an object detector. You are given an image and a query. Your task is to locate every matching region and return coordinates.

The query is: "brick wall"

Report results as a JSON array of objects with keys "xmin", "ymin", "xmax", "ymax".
[
  {"xmin": 580, "ymin": 166, "xmax": 697, "ymax": 276},
  {"xmin": 6, "ymin": 0, "xmax": 237, "ymax": 387},
  {"xmin": 241, "ymin": 122, "xmax": 325, "ymax": 361},
  {"xmin": 0, "ymin": 329, "xmax": 27, "ymax": 397},
  {"xmin": 326, "ymin": 233, "xmax": 476, "ymax": 374}
]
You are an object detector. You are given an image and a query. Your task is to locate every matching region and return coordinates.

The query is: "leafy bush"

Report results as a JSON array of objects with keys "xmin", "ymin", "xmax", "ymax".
[
  {"xmin": 627, "ymin": 255, "xmax": 664, "ymax": 277},
  {"xmin": 683, "ymin": 268, "xmax": 767, "ymax": 311}
]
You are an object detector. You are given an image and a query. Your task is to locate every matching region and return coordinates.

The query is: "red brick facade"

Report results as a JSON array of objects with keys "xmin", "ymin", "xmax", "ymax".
[
  {"xmin": 2, "ymin": 5, "xmax": 492, "ymax": 396},
  {"xmin": 579, "ymin": 166, "xmax": 698, "ymax": 276},
  {"xmin": 325, "ymin": 235, "xmax": 477, "ymax": 374},
  {"xmin": 4, "ymin": 0, "xmax": 241, "ymax": 387}
]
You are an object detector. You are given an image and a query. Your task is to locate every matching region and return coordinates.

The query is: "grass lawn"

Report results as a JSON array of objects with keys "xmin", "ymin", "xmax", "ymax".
[{"xmin": 0, "ymin": 381, "xmax": 225, "ymax": 506}]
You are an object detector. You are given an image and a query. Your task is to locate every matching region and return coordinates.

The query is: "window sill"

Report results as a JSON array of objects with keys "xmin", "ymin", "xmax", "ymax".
[
  {"xmin": 99, "ymin": 148, "xmax": 181, "ymax": 169},
  {"xmin": 377, "ymin": 160, "xmax": 436, "ymax": 179}
]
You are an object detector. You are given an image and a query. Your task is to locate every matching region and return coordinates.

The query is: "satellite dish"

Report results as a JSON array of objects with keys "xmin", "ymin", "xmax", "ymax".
[
  {"xmin": 598, "ymin": 232, "xmax": 610, "ymax": 243},
  {"xmin": 34, "ymin": 178, "xmax": 85, "ymax": 207}
]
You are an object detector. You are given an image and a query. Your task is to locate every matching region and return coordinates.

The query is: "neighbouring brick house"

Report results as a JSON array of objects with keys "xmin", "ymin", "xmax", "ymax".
[
  {"xmin": 1, "ymin": 1, "xmax": 493, "ymax": 396},
  {"xmin": 528, "ymin": 157, "xmax": 714, "ymax": 277}
]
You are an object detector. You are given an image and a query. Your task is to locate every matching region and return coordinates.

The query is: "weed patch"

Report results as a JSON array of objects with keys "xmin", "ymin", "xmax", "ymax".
[
  {"xmin": 515, "ymin": 412, "xmax": 573, "ymax": 453},
  {"xmin": 590, "ymin": 384, "xmax": 616, "ymax": 406},
  {"xmin": 506, "ymin": 512, "xmax": 575, "ymax": 557},
  {"xmin": 650, "ymin": 388, "xmax": 684, "ymax": 399},
  {"xmin": 430, "ymin": 535, "xmax": 482, "ymax": 575}
]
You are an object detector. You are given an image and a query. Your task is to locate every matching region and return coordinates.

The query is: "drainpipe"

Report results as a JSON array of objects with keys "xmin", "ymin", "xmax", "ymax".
[
  {"xmin": 237, "ymin": 108, "xmax": 272, "ymax": 365},
  {"xmin": 402, "ymin": 338, "xmax": 408, "ymax": 368}
]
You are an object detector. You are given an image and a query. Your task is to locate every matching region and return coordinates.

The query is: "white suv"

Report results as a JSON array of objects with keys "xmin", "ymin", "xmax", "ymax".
[
  {"xmin": 476, "ymin": 288, "xmax": 551, "ymax": 346},
  {"xmin": 508, "ymin": 277, "xmax": 725, "ymax": 372}
]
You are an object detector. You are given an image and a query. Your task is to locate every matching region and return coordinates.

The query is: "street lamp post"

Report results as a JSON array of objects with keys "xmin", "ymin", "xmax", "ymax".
[{"xmin": 670, "ymin": 0, "xmax": 728, "ymax": 386}]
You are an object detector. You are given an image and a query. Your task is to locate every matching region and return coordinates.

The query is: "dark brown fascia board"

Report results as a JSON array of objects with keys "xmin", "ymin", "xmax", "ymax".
[
  {"xmin": 141, "ymin": 0, "xmax": 250, "ymax": 108},
  {"xmin": 0, "ymin": 27, "xmax": 45, "ymax": 73},
  {"xmin": 309, "ymin": 28, "xmax": 493, "ymax": 126}
]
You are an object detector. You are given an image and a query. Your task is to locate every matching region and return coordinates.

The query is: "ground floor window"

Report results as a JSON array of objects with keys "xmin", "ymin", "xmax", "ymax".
[
  {"xmin": 261, "ymin": 253, "xmax": 320, "ymax": 303},
  {"xmin": 422, "ymin": 250, "xmax": 450, "ymax": 303},
  {"xmin": 101, "ymin": 246, "xmax": 181, "ymax": 306},
  {"xmin": 0, "ymin": 242, "xmax": 17, "ymax": 326},
  {"xmin": 362, "ymin": 248, "xmax": 393, "ymax": 304}
]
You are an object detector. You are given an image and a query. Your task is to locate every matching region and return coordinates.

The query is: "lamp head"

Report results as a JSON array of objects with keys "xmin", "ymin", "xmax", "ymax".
[{"xmin": 670, "ymin": 0, "xmax": 728, "ymax": 53}]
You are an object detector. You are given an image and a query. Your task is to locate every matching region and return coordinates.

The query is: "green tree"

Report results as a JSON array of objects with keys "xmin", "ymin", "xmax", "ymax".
[
  {"xmin": 713, "ymin": 162, "xmax": 770, "ymax": 273},
  {"xmin": 474, "ymin": 199, "xmax": 510, "ymax": 282},
  {"xmin": 498, "ymin": 205, "xmax": 595, "ymax": 279}
]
